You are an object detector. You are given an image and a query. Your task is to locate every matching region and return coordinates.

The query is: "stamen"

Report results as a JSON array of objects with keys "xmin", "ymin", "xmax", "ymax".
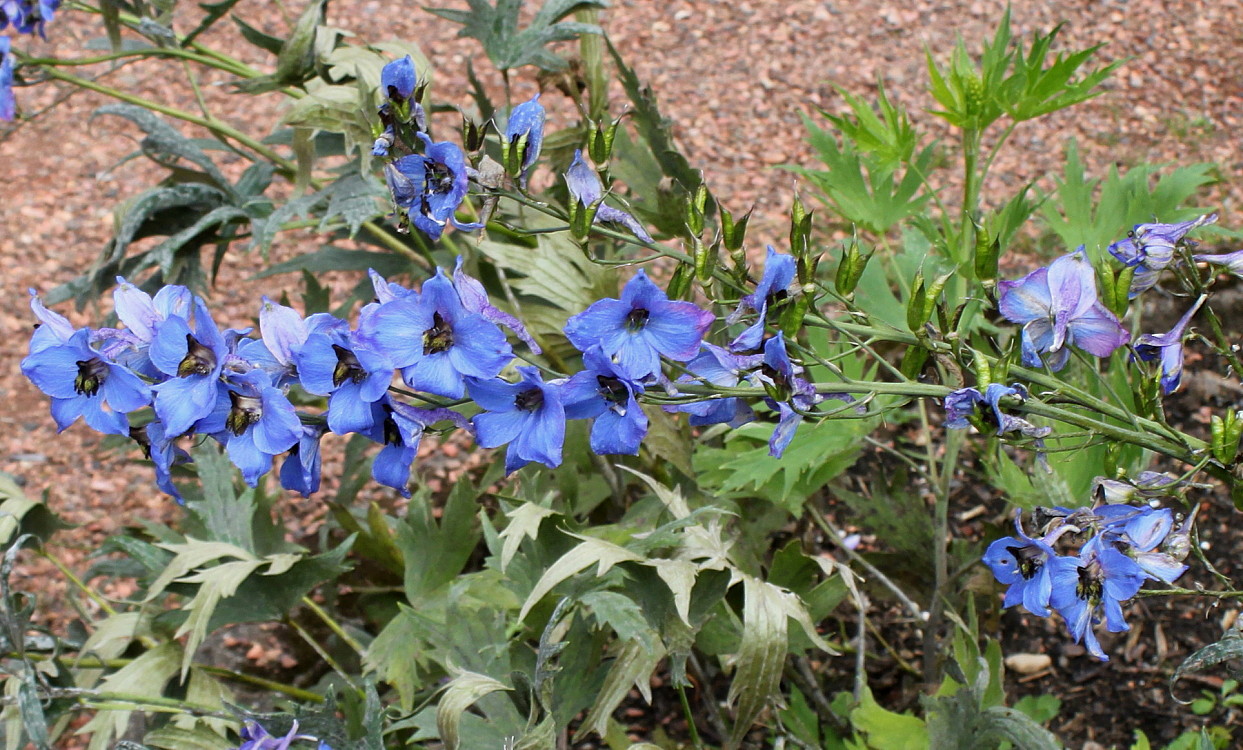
[
  {"xmin": 625, "ymin": 308, "xmax": 650, "ymax": 333},
  {"xmin": 73, "ymin": 358, "xmax": 108, "ymax": 397},
  {"xmin": 177, "ymin": 333, "xmax": 217, "ymax": 378},
  {"xmin": 225, "ymin": 391, "xmax": 263, "ymax": 436},
  {"xmin": 423, "ymin": 312, "xmax": 454, "ymax": 355},
  {"xmin": 331, "ymin": 345, "xmax": 367, "ymax": 387},
  {"xmin": 515, "ymin": 388, "xmax": 544, "ymax": 412}
]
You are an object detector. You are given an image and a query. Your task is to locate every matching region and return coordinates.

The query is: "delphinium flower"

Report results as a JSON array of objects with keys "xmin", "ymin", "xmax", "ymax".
[
  {"xmin": 361, "ymin": 398, "xmax": 467, "ymax": 497},
  {"xmin": 1094, "ymin": 504, "xmax": 1189, "ymax": 584},
  {"xmin": 943, "ymin": 382, "xmax": 1052, "ymax": 468},
  {"xmin": 562, "ymin": 348, "xmax": 649, "ymax": 455},
  {"xmin": 982, "ymin": 510, "xmax": 1072, "ymax": 617},
  {"xmin": 665, "ymin": 343, "xmax": 761, "ymax": 428},
  {"xmin": 502, "ymin": 94, "xmax": 545, "ymax": 188},
  {"xmin": 564, "ymin": 269, "xmax": 714, "ymax": 380},
  {"xmin": 452, "ymin": 256, "xmax": 540, "ymax": 353},
  {"xmin": 235, "ymin": 719, "xmax": 323, "ymax": 750},
  {"xmin": 386, "ymin": 134, "xmax": 482, "ymax": 240},
  {"xmin": 998, "ymin": 250, "xmax": 1129, "ymax": 371},
  {"xmin": 280, "ymin": 424, "xmax": 326, "ymax": 497},
  {"xmin": 0, "ymin": 36, "xmax": 13, "ymax": 121},
  {"xmin": 296, "ymin": 329, "xmax": 393, "ymax": 435},
  {"xmin": 238, "ymin": 297, "xmax": 346, "ymax": 388},
  {"xmin": 133, "ymin": 420, "xmax": 190, "ymax": 503},
  {"xmin": 1194, "ymin": 248, "xmax": 1243, "ymax": 277},
  {"xmin": 0, "ymin": 1, "xmax": 60, "ymax": 37},
  {"xmin": 196, "ymin": 369, "xmax": 301, "ymax": 486},
  {"xmin": 728, "ymin": 246, "xmax": 796, "ymax": 352},
  {"xmin": 1048, "ymin": 534, "xmax": 1147, "ymax": 661},
  {"xmin": 148, "ymin": 298, "xmax": 236, "ymax": 436},
  {"xmin": 361, "ymin": 268, "xmax": 512, "ymax": 399},
  {"xmin": 106, "ymin": 277, "xmax": 193, "ymax": 377},
  {"xmin": 1108, "ymin": 213, "xmax": 1217, "ymax": 298},
  {"xmin": 469, "ymin": 366, "xmax": 565, "ymax": 474},
  {"xmin": 564, "ymin": 149, "xmax": 653, "ymax": 243},
  {"xmin": 372, "ymin": 55, "xmax": 425, "ymax": 157},
  {"xmin": 21, "ymin": 327, "xmax": 151, "ymax": 435},
  {"xmin": 755, "ymin": 333, "xmax": 857, "ymax": 458},
  {"xmin": 1134, "ymin": 295, "xmax": 1204, "ymax": 394}
]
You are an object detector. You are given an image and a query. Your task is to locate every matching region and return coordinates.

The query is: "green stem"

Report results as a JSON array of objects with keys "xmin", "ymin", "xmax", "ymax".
[
  {"xmin": 677, "ymin": 683, "xmax": 705, "ymax": 750},
  {"xmin": 286, "ymin": 616, "xmax": 364, "ymax": 696},
  {"xmin": 301, "ymin": 595, "xmax": 366, "ymax": 657}
]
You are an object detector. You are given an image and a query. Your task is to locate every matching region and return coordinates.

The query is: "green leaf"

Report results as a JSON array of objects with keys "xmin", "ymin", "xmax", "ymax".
[
  {"xmin": 231, "ymin": 14, "xmax": 286, "ymax": 56},
  {"xmin": 437, "ymin": 669, "xmax": 512, "ymax": 750},
  {"xmin": 317, "ymin": 169, "xmax": 387, "ymax": 237},
  {"xmin": 498, "ymin": 502, "xmax": 557, "ymax": 572},
  {"xmin": 399, "ymin": 481, "xmax": 481, "ymax": 602},
  {"xmin": 1172, "ymin": 624, "xmax": 1243, "ymax": 697},
  {"xmin": 79, "ymin": 643, "xmax": 182, "ymax": 749},
  {"xmin": 143, "ymin": 724, "xmax": 234, "ymax": 750},
  {"xmin": 575, "ymin": 639, "xmax": 666, "ymax": 741},
  {"xmin": 17, "ymin": 679, "xmax": 49, "ymax": 750},
  {"xmin": 519, "ymin": 536, "xmax": 644, "ymax": 621},
  {"xmin": 0, "ymin": 473, "xmax": 70, "ymax": 548},
  {"xmin": 364, "ymin": 606, "xmax": 429, "ymax": 710},
  {"xmin": 851, "ymin": 685, "xmax": 928, "ymax": 750},
  {"xmin": 425, "ymin": 0, "xmax": 608, "ymax": 72},
  {"xmin": 233, "ymin": 0, "xmax": 326, "ymax": 93},
  {"xmin": 173, "ymin": 558, "xmax": 268, "ymax": 677},
  {"xmin": 93, "ymin": 104, "xmax": 238, "ymax": 194},
  {"xmin": 186, "ymin": 442, "xmax": 255, "ymax": 551}
]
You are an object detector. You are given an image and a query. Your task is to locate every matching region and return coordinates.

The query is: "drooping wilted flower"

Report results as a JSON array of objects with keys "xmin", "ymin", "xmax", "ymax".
[
  {"xmin": 564, "ymin": 269, "xmax": 713, "ymax": 380},
  {"xmin": 564, "ymin": 149, "xmax": 653, "ymax": 242},
  {"xmin": 998, "ymin": 250, "xmax": 1129, "ymax": 371},
  {"xmin": 728, "ymin": 245, "xmax": 796, "ymax": 352},
  {"xmin": 666, "ymin": 343, "xmax": 761, "ymax": 427},
  {"xmin": 1134, "ymin": 295, "xmax": 1204, "ymax": 394},
  {"xmin": 502, "ymin": 94, "xmax": 545, "ymax": 187},
  {"xmin": 1194, "ymin": 248, "xmax": 1243, "ymax": 276},
  {"xmin": 1108, "ymin": 213, "xmax": 1217, "ymax": 297}
]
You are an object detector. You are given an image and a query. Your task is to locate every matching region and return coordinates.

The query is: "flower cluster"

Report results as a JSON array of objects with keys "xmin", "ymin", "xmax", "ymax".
[
  {"xmin": 23, "ymin": 242, "xmax": 848, "ymax": 498},
  {"xmin": 983, "ymin": 500, "xmax": 1192, "ymax": 661},
  {"xmin": 1, "ymin": 0, "xmax": 61, "ymax": 120},
  {"xmin": 235, "ymin": 720, "xmax": 329, "ymax": 750}
]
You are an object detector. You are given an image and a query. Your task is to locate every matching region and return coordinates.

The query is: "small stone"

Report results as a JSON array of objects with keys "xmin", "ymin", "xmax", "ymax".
[{"xmin": 1005, "ymin": 653, "xmax": 1052, "ymax": 675}]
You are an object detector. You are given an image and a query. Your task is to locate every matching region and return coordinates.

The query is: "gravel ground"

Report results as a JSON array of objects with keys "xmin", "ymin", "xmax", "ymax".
[{"xmin": 1, "ymin": 0, "xmax": 1240, "ymax": 744}]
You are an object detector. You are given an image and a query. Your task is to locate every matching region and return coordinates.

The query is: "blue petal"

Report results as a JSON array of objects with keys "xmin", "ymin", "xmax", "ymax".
[
  {"xmin": 372, "ymin": 444, "xmax": 415, "ymax": 497},
  {"xmin": 328, "ymin": 382, "xmax": 376, "ymax": 435},
  {"xmin": 474, "ymin": 410, "xmax": 527, "ymax": 449},
  {"xmin": 149, "ymin": 315, "xmax": 193, "ymax": 377},
  {"xmin": 225, "ymin": 430, "xmax": 272, "ymax": 487},
  {"xmin": 153, "ymin": 375, "xmax": 221, "ymax": 436}
]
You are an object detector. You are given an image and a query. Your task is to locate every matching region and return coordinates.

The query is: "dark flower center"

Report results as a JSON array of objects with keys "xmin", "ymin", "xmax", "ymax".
[
  {"xmin": 423, "ymin": 312, "xmax": 454, "ymax": 355},
  {"xmin": 515, "ymin": 387, "xmax": 544, "ymax": 412},
  {"xmin": 381, "ymin": 405, "xmax": 402, "ymax": 446},
  {"xmin": 177, "ymin": 333, "xmax": 217, "ymax": 378},
  {"xmin": 332, "ymin": 344, "xmax": 368, "ymax": 387},
  {"xmin": 73, "ymin": 358, "xmax": 108, "ymax": 397},
  {"xmin": 225, "ymin": 391, "xmax": 263, "ymax": 436},
  {"xmin": 1075, "ymin": 566, "xmax": 1103, "ymax": 605},
  {"xmin": 597, "ymin": 375, "xmax": 628, "ymax": 406},
  {"xmin": 760, "ymin": 363, "xmax": 790, "ymax": 392},
  {"xmin": 129, "ymin": 425, "xmax": 152, "ymax": 459},
  {"xmin": 625, "ymin": 307, "xmax": 650, "ymax": 333},
  {"xmin": 1006, "ymin": 545, "xmax": 1044, "ymax": 580},
  {"xmin": 425, "ymin": 161, "xmax": 455, "ymax": 196}
]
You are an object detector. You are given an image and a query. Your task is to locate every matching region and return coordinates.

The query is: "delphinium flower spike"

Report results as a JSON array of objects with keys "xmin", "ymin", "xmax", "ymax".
[{"xmin": 1108, "ymin": 213, "xmax": 1217, "ymax": 297}]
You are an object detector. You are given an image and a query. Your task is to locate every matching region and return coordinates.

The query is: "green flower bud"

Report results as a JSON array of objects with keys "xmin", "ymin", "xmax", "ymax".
[
  {"xmin": 721, "ymin": 207, "xmax": 751, "ymax": 252},
  {"xmin": 588, "ymin": 116, "xmax": 623, "ymax": 165},
  {"xmin": 835, "ymin": 241, "xmax": 872, "ymax": 297}
]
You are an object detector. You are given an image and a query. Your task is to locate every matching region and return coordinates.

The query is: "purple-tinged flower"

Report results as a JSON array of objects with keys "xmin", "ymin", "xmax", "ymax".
[
  {"xmin": 562, "ymin": 348, "xmax": 649, "ymax": 455},
  {"xmin": 387, "ymin": 134, "xmax": 482, "ymax": 240},
  {"xmin": 133, "ymin": 420, "xmax": 190, "ymax": 503},
  {"xmin": 728, "ymin": 246, "xmax": 796, "ymax": 352},
  {"xmin": 998, "ymin": 250, "xmax": 1129, "ymax": 371},
  {"xmin": 1134, "ymin": 295, "xmax": 1204, "ymax": 394},
  {"xmin": 564, "ymin": 269, "xmax": 714, "ymax": 380},
  {"xmin": 943, "ymin": 383, "xmax": 1051, "ymax": 464},
  {"xmin": 363, "ymin": 397, "xmax": 468, "ymax": 497},
  {"xmin": 0, "ymin": 1, "xmax": 59, "ymax": 37},
  {"xmin": 296, "ymin": 332, "xmax": 393, "ymax": 435},
  {"xmin": 1194, "ymin": 249, "xmax": 1243, "ymax": 276},
  {"xmin": 380, "ymin": 55, "xmax": 417, "ymax": 103},
  {"xmin": 1092, "ymin": 471, "xmax": 1183, "ymax": 504},
  {"xmin": 666, "ymin": 343, "xmax": 761, "ymax": 427},
  {"xmin": 361, "ymin": 268, "xmax": 512, "ymax": 399},
  {"xmin": 452, "ymin": 256, "xmax": 540, "ymax": 353},
  {"xmin": 239, "ymin": 297, "xmax": 346, "ymax": 386},
  {"xmin": 1109, "ymin": 213, "xmax": 1217, "ymax": 297},
  {"xmin": 502, "ymin": 94, "xmax": 545, "ymax": 187},
  {"xmin": 21, "ymin": 327, "xmax": 151, "ymax": 436},
  {"xmin": 106, "ymin": 278, "xmax": 194, "ymax": 375},
  {"xmin": 280, "ymin": 424, "xmax": 325, "ymax": 497},
  {"xmin": 1048, "ymin": 534, "xmax": 1146, "ymax": 661},
  {"xmin": 983, "ymin": 510, "xmax": 1069, "ymax": 617},
  {"xmin": 469, "ymin": 366, "xmax": 565, "ymax": 474},
  {"xmin": 196, "ymin": 370, "xmax": 301, "ymax": 486},
  {"xmin": 564, "ymin": 149, "xmax": 653, "ymax": 243},
  {"xmin": 1095, "ymin": 504, "xmax": 1189, "ymax": 584},
  {"xmin": 754, "ymin": 333, "xmax": 852, "ymax": 458},
  {"xmin": 236, "ymin": 719, "xmax": 319, "ymax": 750},
  {"xmin": 148, "ymin": 298, "xmax": 233, "ymax": 436},
  {"xmin": 0, "ymin": 36, "xmax": 13, "ymax": 122},
  {"xmin": 27, "ymin": 288, "xmax": 75, "ymax": 353}
]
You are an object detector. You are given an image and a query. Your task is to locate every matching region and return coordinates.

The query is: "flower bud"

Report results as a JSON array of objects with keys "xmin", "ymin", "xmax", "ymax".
[
  {"xmin": 789, "ymin": 193, "xmax": 813, "ymax": 261},
  {"xmin": 972, "ymin": 218, "xmax": 999, "ymax": 283},
  {"xmin": 1211, "ymin": 410, "xmax": 1243, "ymax": 465},
  {"xmin": 686, "ymin": 183, "xmax": 709, "ymax": 237},
  {"xmin": 462, "ymin": 114, "xmax": 488, "ymax": 154},
  {"xmin": 588, "ymin": 116, "xmax": 623, "ymax": 165},
  {"xmin": 721, "ymin": 207, "xmax": 750, "ymax": 253},
  {"xmin": 835, "ymin": 240, "xmax": 872, "ymax": 297},
  {"xmin": 667, "ymin": 263, "xmax": 694, "ymax": 300},
  {"xmin": 780, "ymin": 285, "xmax": 813, "ymax": 338}
]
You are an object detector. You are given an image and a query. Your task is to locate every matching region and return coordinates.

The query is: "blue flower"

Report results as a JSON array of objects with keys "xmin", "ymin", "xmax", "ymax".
[
  {"xmin": 1134, "ymin": 295, "xmax": 1204, "ymax": 394},
  {"xmin": 135, "ymin": 420, "xmax": 190, "ymax": 503},
  {"xmin": 1094, "ymin": 504, "xmax": 1188, "ymax": 584},
  {"xmin": 108, "ymin": 277, "xmax": 193, "ymax": 376},
  {"xmin": 21, "ymin": 327, "xmax": 151, "ymax": 435},
  {"xmin": 386, "ymin": 134, "xmax": 482, "ymax": 240},
  {"xmin": 998, "ymin": 250, "xmax": 1129, "ymax": 371},
  {"xmin": 239, "ymin": 297, "xmax": 346, "ymax": 387},
  {"xmin": 360, "ymin": 268, "xmax": 512, "ymax": 399},
  {"xmin": 503, "ymin": 94, "xmax": 545, "ymax": 187},
  {"xmin": 296, "ymin": 331, "xmax": 393, "ymax": 434},
  {"xmin": 1048, "ymin": 534, "xmax": 1146, "ymax": 661},
  {"xmin": 380, "ymin": 55, "xmax": 417, "ymax": 103},
  {"xmin": 196, "ymin": 370, "xmax": 302, "ymax": 486},
  {"xmin": 1109, "ymin": 213, "xmax": 1217, "ymax": 297},
  {"xmin": 756, "ymin": 333, "xmax": 828, "ymax": 457},
  {"xmin": 1194, "ymin": 248, "xmax": 1243, "ymax": 277},
  {"xmin": 27, "ymin": 288, "xmax": 75, "ymax": 354},
  {"xmin": 0, "ymin": 1, "xmax": 59, "ymax": 37},
  {"xmin": 469, "ymin": 366, "xmax": 565, "ymax": 474},
  {"xmin": 235, "ymin": 719, "xmax": 318, "ymax": 750},
  {"xmin": 562, "ymin": 348, "xmax": 648, "ymax": 455},
  {"xmin": 363, "ymin": 398, "xmax": 466, "ymax": 497},
  {"xmin": 564, "ymin": 269, "xmax": 714, "ymax": 380},
  {"xmin": 564, "ymin": 149, "xmax": 653, "ymax": 242},
  {"xmin": 280, "ymin": 424, "xmax": 325, "ymax": 497},
  {"xmin": 0, "ymin": 36, "xmax": 13, "ymax": 121},
  {"xmin": 148, "ymin": 299, "xmax": 237, "ymax": 436},
  {"xmin": 728, "ymin": 246, "xmax": 796, "ymax": 352},
  {"xmin": 982, "ymin": 510, "xmax": 1064, "ymax": 617},
  {"xmin": 452, "ymin": 256, "xmax": 540, "ymax": 353},
  {"xmin": 665, "ymin": 343, "xmax": 760, "ymax": 427}
]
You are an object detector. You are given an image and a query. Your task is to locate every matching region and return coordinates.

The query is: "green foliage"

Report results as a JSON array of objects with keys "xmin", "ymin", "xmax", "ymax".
[{"xmin": 425, "ymin": 0, "xmax": 607, "ymax": 72}]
